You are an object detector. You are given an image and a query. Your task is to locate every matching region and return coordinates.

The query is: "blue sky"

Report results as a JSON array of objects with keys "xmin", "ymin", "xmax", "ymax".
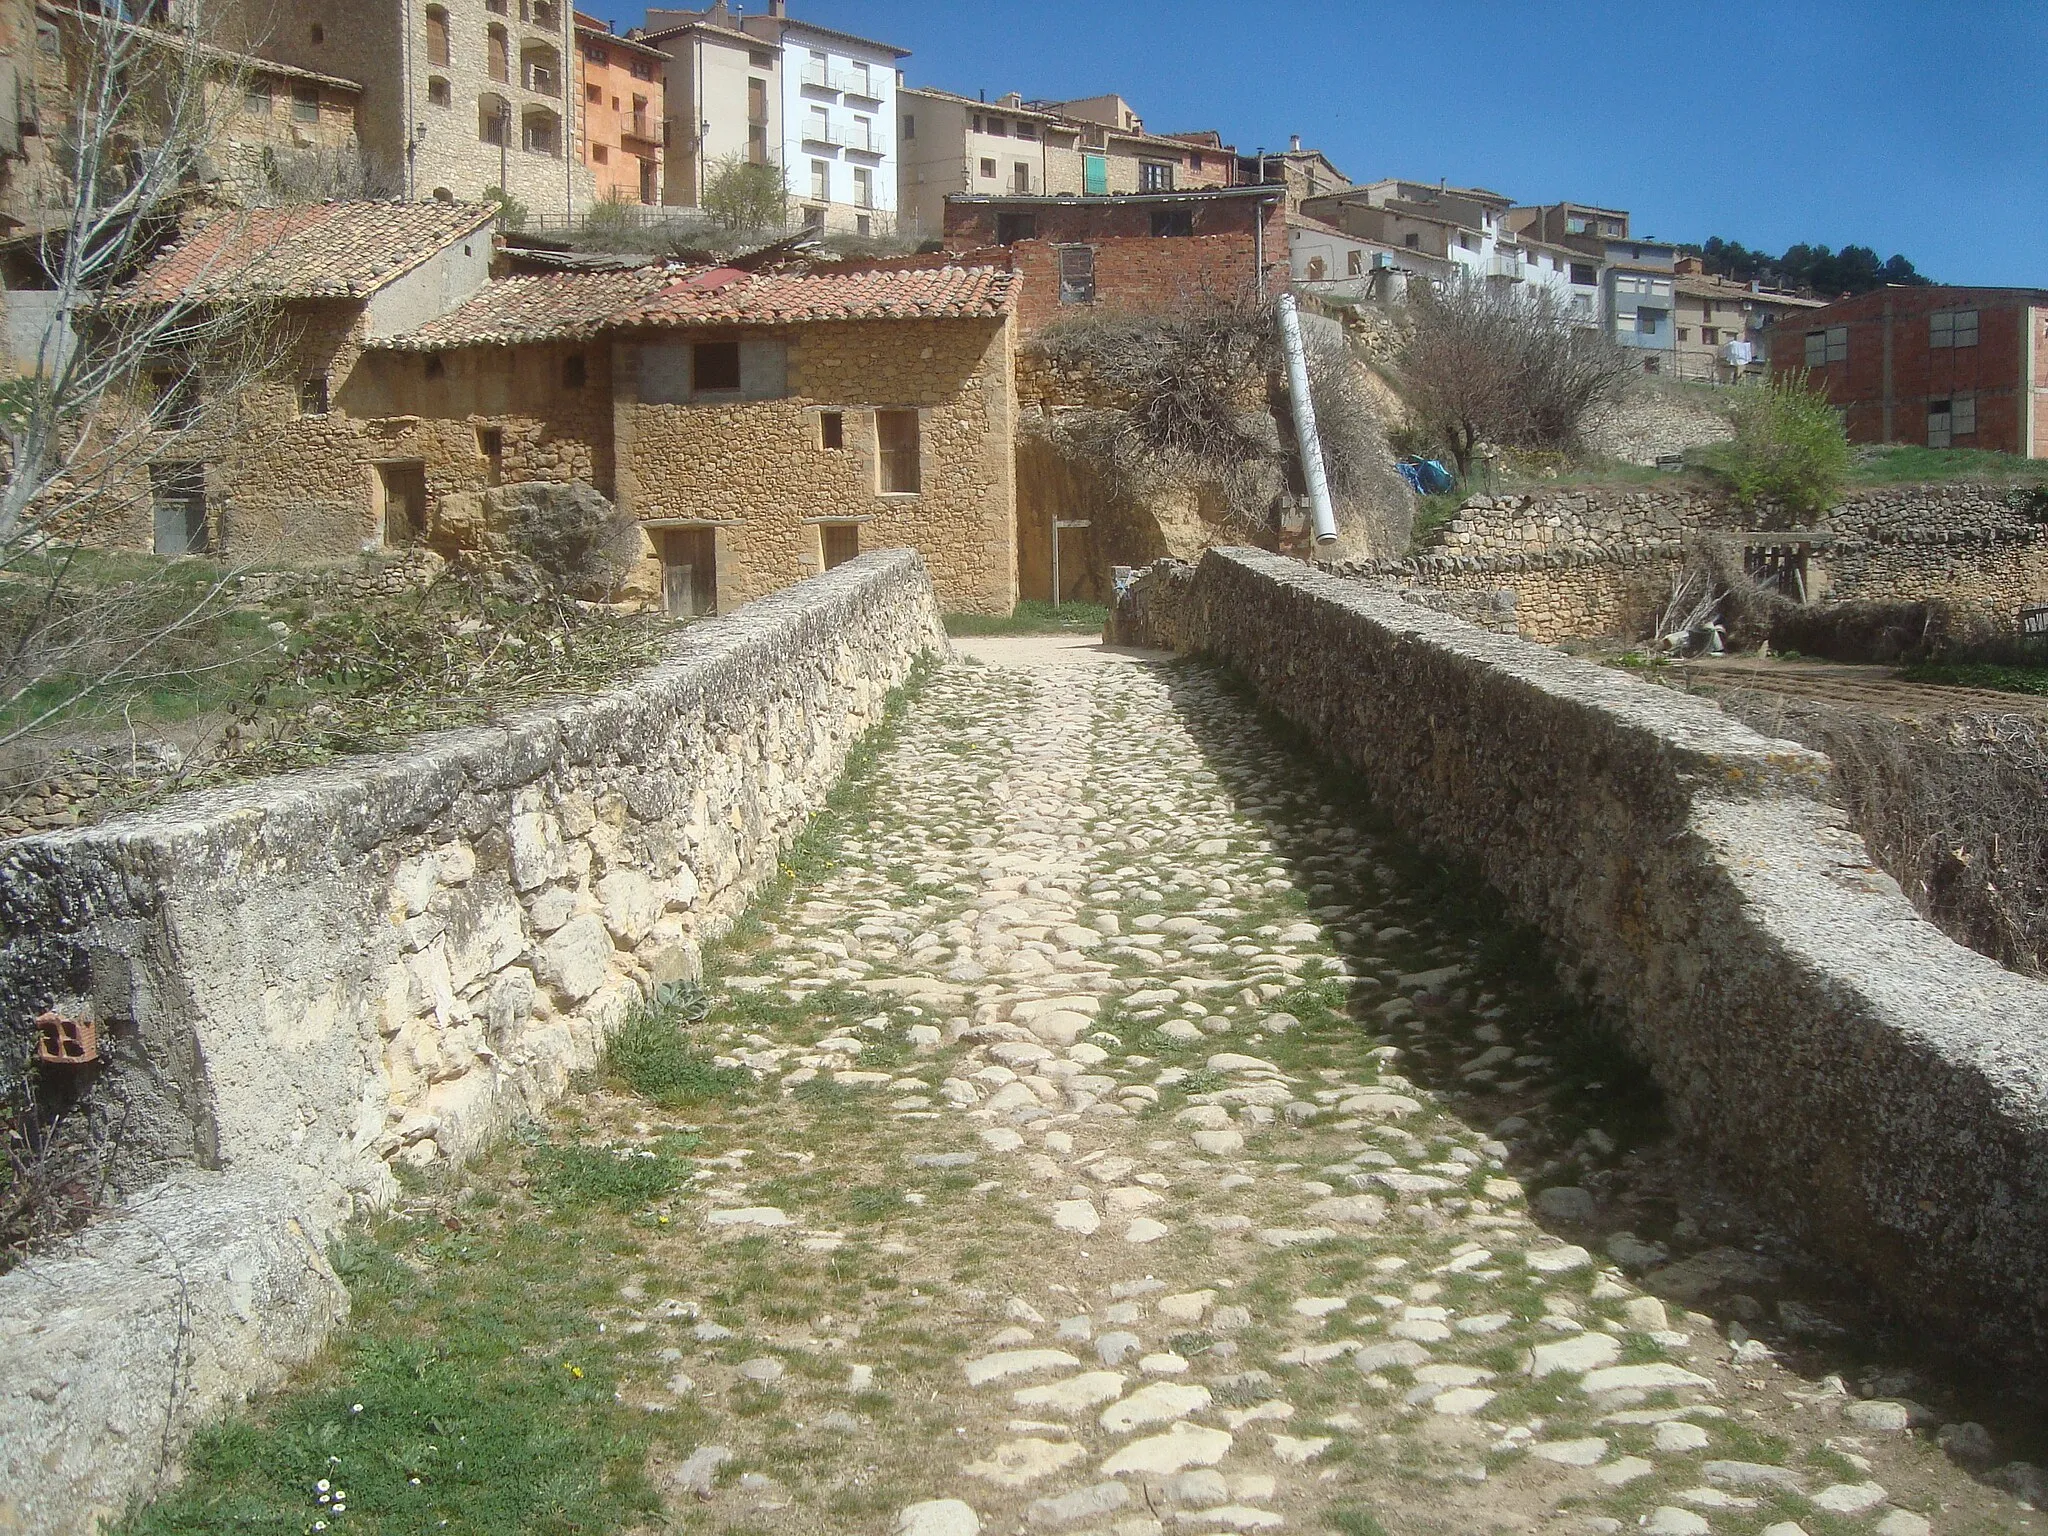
[{"xmin": 604, "ymin": 0, "xmax": 2048, "ymax": 287}]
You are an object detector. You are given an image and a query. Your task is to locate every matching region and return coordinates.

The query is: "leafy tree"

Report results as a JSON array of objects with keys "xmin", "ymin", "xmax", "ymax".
[
  {"xmin": 1722, "ymin": 371, "xmax": 1851, "ymax": 525},
  {"xmin": 1683, "ymin": 237, "xmax": 1931, "ymax": 296},
  {"xmin": 701, "ymin": 154, "xmax": 787, "ymax": 233}
]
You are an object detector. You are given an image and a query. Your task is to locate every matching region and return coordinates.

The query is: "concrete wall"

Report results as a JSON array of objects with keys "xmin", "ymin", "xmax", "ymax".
[
  {"xmin": 0, "ymin": 550, "xmax": 949, "ymax": 1536},
  {"xmin": 1132, "ymin": 547, "xmax": 2048, "ymax": 1377}
]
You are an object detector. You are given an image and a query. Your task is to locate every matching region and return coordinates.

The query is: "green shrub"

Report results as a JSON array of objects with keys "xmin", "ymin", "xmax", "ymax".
[
  {"xmin": 1722, "ymin": 371, "xmax": 1850, "ymax": 524},
  {"xmin": 529, "ymin": 1140, "xmax": 693, "ymax": 1209}
]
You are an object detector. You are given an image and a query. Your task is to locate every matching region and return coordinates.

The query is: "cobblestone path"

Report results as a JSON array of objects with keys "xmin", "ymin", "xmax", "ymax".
[{"xmin": 650, "ymin": 635, "xmax": 2024, "ymax": 1536}]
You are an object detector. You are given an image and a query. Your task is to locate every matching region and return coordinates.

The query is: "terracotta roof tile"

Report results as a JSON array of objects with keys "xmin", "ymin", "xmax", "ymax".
[
  {"xmin": 371, "ymin": 263, "xmax": 1017, "ymax": 351},
  {"xmin": 370, "ymin": 268, "xmax": 675, "ymax": 350},
  {"xmin": 117, "ymin": 201, "xmax": 497, "ymax": 304}
]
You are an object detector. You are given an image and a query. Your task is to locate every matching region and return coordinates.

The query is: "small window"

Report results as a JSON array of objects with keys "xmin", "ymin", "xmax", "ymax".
[
  {"xmin": 820, "ymin": 410, "xmax": 844, "ymax": 450},
  {"xmin": 1636, "ymin": 308, "xmax": 1664, "ymax": 337},
  {"xmin": 1016, "ymin": 121, "xmax": 1036, "ymax": 140},
  {"xmin": 1151, "ymin": 208, "xmax": 1194, "ymax": 237},
  {"xmin": 428, "ymin": 76, "xmax": 451, "ymax": 106},
  {"xmin": 1189, "ymin": 152, "xmax": 1203, "ymax": 172},
  {"xmin": 586, "ymin": 82, "xmax": 601, "ymax": 103},
  {"xmin": 1346, "ymin": 250, "xmax": 1362, "ymax": 277},
  {"xmin": 292, "ymin": 86, "xmax": 320, "ymax": 123},
  {"xmin": 1827, "ymin": 325, "xmax": 1848, "ymax": 363},
  {"xmin": 1570, "ymin": 262, "xmax": 1596, "ymax": 285},
  {"xmin": 424, "ymin": 5, "xmax": 450, "ymax": 67},
  {"xmin": 531, "ymin": 0, "xmax": 554, "ymax": 24},
  {"xmin": 592, "ymin": 143, "xmax": 608, "ymax": 163},
  {"xmin": 979, "ymin": 157, "xmax": 996, "ymax": 179},
  {"xmin": 902, "ymin": 113, "xmax": 915, "ymax": 140},
  {"xmin": 299, "ymin": 377, "xmax": 329, "ymax": 415},
  {"xmin": 1677, "ymin": 328, "xmax": 1690, "ymax": 343},
  {"xmin": 1138, "ymin": 160, "xmax": 1174, "ymax": 192},
  {"xmin": 876, "ymin": 410, "xmax": 920, "ymax": 494},
  {"xmin": 1930, "ymin": 308, "xmax": 1979, "ymax": 348},
  {"xmin": 853, "ymin": 166, "xmax": 873, "ymax": 208},
  {"xmin": 693, "ymin": 341, "xmax": 741, "ymax": 393},
  {"xmin": 749, "ymin": 48, "xmax": 774, "ymax": 68},
  {"xmin": 245, "ymin": 80, "xmax": 273, "ymax": 115},
  {"xmin": 310, "ymin": 22, "xmax": 324, "ymax": 42},
  {"xmin": 478, "ymin": 425, "xmax": 504, "ymax": 484},
  {"xmin": 811, "ymin": 158, "xmax": 829, "ymax": 200},
  {"xmin": 1058, "ymin": 244, "xmax": 1095, "ymax": 306},
  {"xmin": 987, "ymin": 116, "xmax": 1006, "ymax": 137},
  {"xmin": 820, "ymin": 522, "xmax": 859, "ymax": 569},
  {"xmin": 1404, "ymin": 232, "xmax": 1420, "ymax": 249},
  {"xmin": 995, "ymin": 211, "xmax": 1036, "ymax": 246},
  {"xmin": 562, "ymin": 353, "xmax": 587, "ymax": 389}
]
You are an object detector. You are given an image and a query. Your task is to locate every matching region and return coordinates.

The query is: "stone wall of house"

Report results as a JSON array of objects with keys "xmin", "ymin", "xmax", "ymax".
[
  {"xmin": 1128, "ymin": 546, "xmax": 2048, "ymax": 1378},
  {"xmin": 0, "ymin": 550, "xmax": 948, "ymax": 1536},
  {"xmin": 615, "ymin": 317, "xmax": 1018, "ymax": 614}
]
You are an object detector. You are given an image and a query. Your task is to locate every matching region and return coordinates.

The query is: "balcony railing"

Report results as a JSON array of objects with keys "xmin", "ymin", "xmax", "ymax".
[
  {"xmin": 623, "ymin": 113, "xmax": 656, "ymax": 142},
  {"xmin": 801, "ymin": 64, "xmax": 881, "ymax": 98}
]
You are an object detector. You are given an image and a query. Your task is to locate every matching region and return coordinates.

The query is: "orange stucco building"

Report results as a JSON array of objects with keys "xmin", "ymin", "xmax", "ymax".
[{"xmin": 575, "ymin": 12, "xmax": 665, "ymax": 204}]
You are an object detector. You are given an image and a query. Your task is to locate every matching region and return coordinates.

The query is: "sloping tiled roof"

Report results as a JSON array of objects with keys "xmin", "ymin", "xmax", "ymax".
[
  {"xmin": 117, "ymin": 201, "xmax": 497, "ymax": 305},
  {"xmin": 371, "ymin": 263, "xmax": 1018, "ymax": 351},
  {"xmin": 370, "ymin": 268, "xmax": 676, "ymax": 350}
]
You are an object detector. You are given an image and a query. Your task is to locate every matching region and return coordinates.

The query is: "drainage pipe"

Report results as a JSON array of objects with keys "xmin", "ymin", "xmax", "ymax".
[{"xmin": 1276, "ymin": 291, "xmax": 1338, "ymax": 547}]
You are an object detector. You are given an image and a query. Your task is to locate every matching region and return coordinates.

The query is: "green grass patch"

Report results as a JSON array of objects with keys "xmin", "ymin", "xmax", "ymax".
[
  {"xmin": 1847, "ymin": 444, "xmax": 2048, "ymax": 485},
  {"xmin": 1901, "ymin": 659, "xmax": 2048, "ymax": 696},
  {"xmin": 943, "ymin": 599, "xmax": 1110, "ymax": 637},
  {"xmin": 604, "ymin": 985, "xmax": 751, "ymax": 1106},
  {"xmin": 1327, "ymin": 1508, "xmax": 1391, "ymax": 1536},
  {"xmin": 528, "ymin": 1138, "xmax": 694, "ymax": 1210}
]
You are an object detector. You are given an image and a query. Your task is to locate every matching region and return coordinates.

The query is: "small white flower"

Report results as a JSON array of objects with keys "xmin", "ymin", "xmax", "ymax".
[
  {"xmin": 316, "ymin": 1481, "xmax": 330, "ymax": 1494},
  {"xmin": 350, "ymin": 1403, "xmax": 364, "ymax": 1414}
]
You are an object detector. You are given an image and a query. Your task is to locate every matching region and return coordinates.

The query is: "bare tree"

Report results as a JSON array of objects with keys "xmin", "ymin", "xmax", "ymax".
[
  {"xmin": 1397, "ymin": 274, "xmax": 1635, "ymax": 480},
  {"xmin": 0, "ymin": 0, "xmax": 288, "ymax": 754}
]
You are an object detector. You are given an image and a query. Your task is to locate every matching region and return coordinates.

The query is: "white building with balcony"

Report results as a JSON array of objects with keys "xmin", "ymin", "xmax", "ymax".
[{"xmin": 763, "ymin": 4, "xmax": 906, "ymax": 234}]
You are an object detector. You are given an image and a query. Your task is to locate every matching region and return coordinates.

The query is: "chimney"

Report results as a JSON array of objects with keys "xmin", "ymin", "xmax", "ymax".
[
  {"xmin": 767, "ymin": 0, "xmax": 784, "ymax": 14},
  {"xmin": 1290, "ymin": 134, "xmax": 1301, "ymax": 152}
]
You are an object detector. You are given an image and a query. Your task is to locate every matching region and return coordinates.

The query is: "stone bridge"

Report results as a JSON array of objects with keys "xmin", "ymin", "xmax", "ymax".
[{"xmin": 2, "ymin": 551, "xmax": 2045, "ymax": 1536}]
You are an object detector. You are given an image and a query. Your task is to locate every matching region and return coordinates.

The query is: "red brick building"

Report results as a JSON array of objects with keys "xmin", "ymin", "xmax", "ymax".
[
  {"xmin": 942, "ymin": 186, "xmax": 1286, "ymax": 333},
  {"xmin": 1771, "ymin": 286, "xmax": 2048, "ymax": 458}
]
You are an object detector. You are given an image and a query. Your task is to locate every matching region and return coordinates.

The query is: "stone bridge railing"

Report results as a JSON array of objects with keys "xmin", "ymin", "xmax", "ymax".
[
  {"xmin": 1122, "ymin": 547, "xmax": 2048, "ymax": 1379},
  {"xmin": 0, "ymin": 551, "xmax": 948, "ymax": 1535}
]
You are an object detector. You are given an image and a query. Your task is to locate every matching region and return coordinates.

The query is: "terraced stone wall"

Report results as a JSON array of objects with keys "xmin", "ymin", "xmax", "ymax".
[
  {"xmin": 0, "ymin": 551, "xmax": 947, "ymax": 1536},
  {"xmin": 1148, "ymin": 546, "xmax": 2048, "ymax": 1376}
]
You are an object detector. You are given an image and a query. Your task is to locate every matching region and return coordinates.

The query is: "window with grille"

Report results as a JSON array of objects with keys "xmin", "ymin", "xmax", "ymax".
[
  {"xmin": 876, "ymin": 410, "xmax": 920, "ymax": 493},
  {"xmin": 1347, "ymin": 250, "xmax": 1362, "ymax": 277},
  {"xmin": 1930, "ymin": 309, "xmax": 1979, "ymax": 348},
  {"xmin": 1058, "ymin": 245, "xmax": 1095, "ymax": 305}
]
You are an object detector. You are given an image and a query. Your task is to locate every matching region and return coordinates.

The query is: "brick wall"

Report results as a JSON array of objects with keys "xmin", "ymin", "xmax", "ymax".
[
  {"xmin": 613, "ymin": 315, "xmax": 1018, "ymax": 614},
  {"xmin": 943, "ymin": 196, "xmax": 1286, "ymax": 334},
  {"xmin": 1771, "ymin": 287, "xmax": 2048, "ymax": 458}
]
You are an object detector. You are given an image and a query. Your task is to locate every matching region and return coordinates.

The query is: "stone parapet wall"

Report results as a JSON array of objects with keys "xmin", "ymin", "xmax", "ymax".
[
  {"xmin": 1327, "ymin": 547, "xmax": 1685, "ymax": 644},
  {"xmin": 1434, "ymin": 485, "xmax": 1739, "ymax": 560},
  {"xmin": 1142, "ymin": 547, "xmax": 2048, "ymax": 1378},
  {"xmin": 0, "ymin": 551, "xmax": 948, "ymax": 1536}
]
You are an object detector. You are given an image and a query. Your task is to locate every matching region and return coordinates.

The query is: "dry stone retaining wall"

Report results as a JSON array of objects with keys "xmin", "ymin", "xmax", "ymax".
[
  {"xmin": 1130, "ymin": 547, "xmax": 2048, "ymax": 1376},
  {"xmin": 0, "ymin": 551, "xmax": 948, "ymax": 1536}
]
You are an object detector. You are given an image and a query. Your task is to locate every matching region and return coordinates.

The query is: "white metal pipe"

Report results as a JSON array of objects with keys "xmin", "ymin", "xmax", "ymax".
[{"xmin": 1275, "ymin": 291, "xmax": 1338, "ymax": 547}]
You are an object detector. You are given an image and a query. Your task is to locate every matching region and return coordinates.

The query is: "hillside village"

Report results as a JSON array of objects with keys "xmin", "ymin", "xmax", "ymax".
[{"xmin": 4, "ymin": 5, "xmax": 2048, "ymax": 1536}]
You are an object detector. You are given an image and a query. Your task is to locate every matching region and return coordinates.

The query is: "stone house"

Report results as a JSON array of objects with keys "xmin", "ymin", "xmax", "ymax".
[
  {"xmin": 944, "ymin": 185, "xmax": 1287, "ymax": 334},
  {"xmin": 106, "ymin": 199, "xmax": 497, "ymax": 556},
  {"xmin": 1239, "ymin": 139, "xmax": 1353, "ymax": 213},
  {"xmin": 223, "ymin": 0, "xmax": 596, "ymax": 219},
  {"xmin": 1769, "ymin": 285, "xmax": 2048, "ymax": 459},
  {"xmin": 573, "ymin": 13, "xmax": 664, "ymax": 206},
  {"xmin": 1039, "ymin": 94, "xmax": 1237, "ymax": 197},
  {"xmin": 376, "ymin": 261, "xmax": 1022, "ymax": 614}
]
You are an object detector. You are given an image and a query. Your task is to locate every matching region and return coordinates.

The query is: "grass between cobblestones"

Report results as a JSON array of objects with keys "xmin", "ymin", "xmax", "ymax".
[{"xmin": 115, "ymin": 647, "xmax": 2028, "ymax": 1536}]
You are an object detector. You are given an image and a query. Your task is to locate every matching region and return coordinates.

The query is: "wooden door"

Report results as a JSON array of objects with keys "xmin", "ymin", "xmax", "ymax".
[{"xmin": 378, "ymin": 461, "xmax": 427, "ymax": 546}]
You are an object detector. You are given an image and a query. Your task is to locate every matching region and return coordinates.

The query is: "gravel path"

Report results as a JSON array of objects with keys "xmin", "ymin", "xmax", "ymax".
[{"xmin": 671, "ymin": 638, "xmax": 2029, "ymax": 1536}]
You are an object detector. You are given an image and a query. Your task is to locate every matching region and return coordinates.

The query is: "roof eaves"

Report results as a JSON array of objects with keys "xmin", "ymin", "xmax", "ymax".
[{"xmin": 772, "ymin": 15, "xmax": 910, "ymax": 57}]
